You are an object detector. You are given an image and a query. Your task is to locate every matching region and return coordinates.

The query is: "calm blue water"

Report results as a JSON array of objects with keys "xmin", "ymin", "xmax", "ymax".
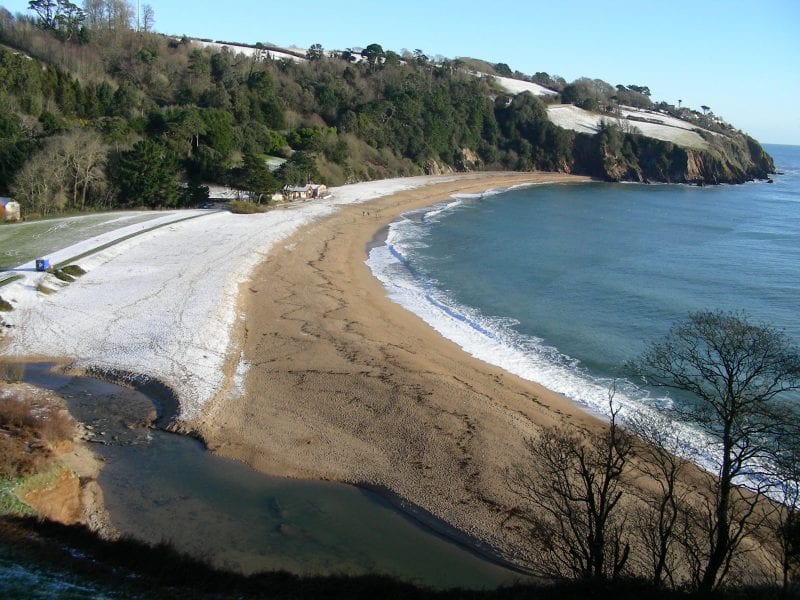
[{"xmin": 368, "ymin": 144, "xmax": 800, "ymax": 432}]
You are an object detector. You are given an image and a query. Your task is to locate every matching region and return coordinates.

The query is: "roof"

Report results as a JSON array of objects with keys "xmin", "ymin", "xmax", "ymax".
[{"xmin": 283, "ymin": 184, "xmax": 326, "ymax": 192}]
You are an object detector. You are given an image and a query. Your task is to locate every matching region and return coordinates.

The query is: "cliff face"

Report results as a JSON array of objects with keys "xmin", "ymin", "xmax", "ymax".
[
  {"xmin": 584, "ymin": 127, "xmax": 775, "ymax": 185},
  {"xmin": 682, "ymin": 135, "xmax": 774, "ymax": 184}
]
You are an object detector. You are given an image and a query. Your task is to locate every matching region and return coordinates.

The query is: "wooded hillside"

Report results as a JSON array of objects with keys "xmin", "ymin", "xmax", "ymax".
[{"xmin": 0, "ymin": 3, "xmax": 774, "ymax": 217}]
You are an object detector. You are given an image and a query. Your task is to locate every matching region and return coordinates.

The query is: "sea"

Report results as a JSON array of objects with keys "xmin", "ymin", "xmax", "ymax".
[{"xmin": 368, "ymin": 144, "xmax": 800, "ymax": 462}]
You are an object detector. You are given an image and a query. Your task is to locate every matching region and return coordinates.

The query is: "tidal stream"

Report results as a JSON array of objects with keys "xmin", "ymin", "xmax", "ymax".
[{"xmin": 19, "ymin": 363, "xmax": 521, "ymax": 590}]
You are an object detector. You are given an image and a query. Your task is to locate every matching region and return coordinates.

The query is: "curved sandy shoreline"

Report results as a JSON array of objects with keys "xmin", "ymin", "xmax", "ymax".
[{"xmin": 198, "ymin": 171, "xmax": 603, "ymax": 564}]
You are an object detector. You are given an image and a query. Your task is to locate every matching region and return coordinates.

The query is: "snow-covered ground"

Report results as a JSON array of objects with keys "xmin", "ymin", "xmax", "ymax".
[
  {"xmin": 0, "ymin": 177, "xmax": 451, "ymax": 421},
  {"xmin": 190, "ymin": 39, "xmax": 306, "ymax": 63},
  {"xmin": 472, "ymin": 71, "xmax": 556, "ymax": 96},
  {"xmin": 491, "ymin": 75, "xmax": 557, "ymax": 97},
  {"xmin": 547, "ymin": 104, "xmax": 711, "ymax": 149}
]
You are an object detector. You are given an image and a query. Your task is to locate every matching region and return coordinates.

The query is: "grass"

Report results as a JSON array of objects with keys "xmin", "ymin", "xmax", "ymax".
[
  {"xmin": 0, "ymin": 212, "xmax": 165, "ymax": 271},
  {"xmin": 51, "ymin": 270, "xmax": 74, "ymax": 282},
  {"xmin": 0, "ymin": 477, "xmax": 36, "ymax": 516},
  {"xmin": 0, "ymin": 297, "xmax": 11, "ymax": 312},
  {"xmin": 60, "ymin": 265, "xmax": 85, "ymax": 277},
  {"xmin": 13, "ymin": 464, "xmax": 65, "ymax": 500},
  {"xmin": 0, "ymin": 389, "xmax": 76, "ymax": 518},
  {"xmin": 0, "ymin": 364, "xmax": 24, "ymax": 382},
  {"xmin": 0, "ymin": 274, "xmax": 23, "ymax": 290}
]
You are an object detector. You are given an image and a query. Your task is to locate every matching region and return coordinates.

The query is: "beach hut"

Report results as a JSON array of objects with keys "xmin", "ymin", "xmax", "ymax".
[{"xmin": 0, "ymin": 198, "xmax": 21, "ymax": 222}]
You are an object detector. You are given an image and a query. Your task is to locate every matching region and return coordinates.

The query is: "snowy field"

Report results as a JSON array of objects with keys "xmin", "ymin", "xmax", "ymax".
[
  {"xmin": 491, "ymin": 75, "xmax": 557, "ymax": 97},
  {"xmin": 547, "ymin": 104, "xmax": 711, "ymax": 149},
  {"xmin": 190, "ymin": 39, "xmax": 306, "ymax": 62},
  {"xmin": 0, "ymin": 177, "xmax": 451, "ymax": 421}
]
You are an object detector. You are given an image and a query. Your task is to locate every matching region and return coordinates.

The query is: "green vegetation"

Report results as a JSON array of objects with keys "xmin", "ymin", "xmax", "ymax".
[
  {"xmin": 0, "ymin": 212, "xmax": 163, "ymax": 270},
  {"xmin": 0, "ymin": 389, "xmax": 76, "ymax": 519},
  {"xmin": 0, "ymin": 296, "xmax": 11, "ymax": 311},
  {"xmin": 0, "ymin": 477, "xmax": 35, "ymax": 515},
  {"xmin": 59, "ymin": 264, "xmax": 85, "ymax": 277},
  {"xmin": 0, "ymin": 2, "xmax": 774, "ymax": 221},
  {"xmin": 51, "ymin": 269, "xmax": 74, "ymax": 282}
]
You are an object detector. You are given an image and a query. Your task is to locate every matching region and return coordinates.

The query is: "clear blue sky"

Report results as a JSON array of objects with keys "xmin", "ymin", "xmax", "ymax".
[{"xmin": 3, "ymin": 0, "xmax": 798, "ymax": 144}]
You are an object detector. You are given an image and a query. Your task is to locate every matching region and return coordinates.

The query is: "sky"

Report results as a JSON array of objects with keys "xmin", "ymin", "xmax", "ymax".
[{"xmin": 3, "ymin": 0, "xmax": 799, "ymax": 145}]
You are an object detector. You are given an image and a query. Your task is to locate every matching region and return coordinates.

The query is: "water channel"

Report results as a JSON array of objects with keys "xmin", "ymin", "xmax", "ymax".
[{"xmin": 18, "ymin": 363, "xmax": 522, "ymax": 590}]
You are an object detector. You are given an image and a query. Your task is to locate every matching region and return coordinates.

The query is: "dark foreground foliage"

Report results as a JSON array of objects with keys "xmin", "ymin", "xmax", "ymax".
[{"xmin": 0, "ymin": 516, "xmax": 793, "ymax": 599}]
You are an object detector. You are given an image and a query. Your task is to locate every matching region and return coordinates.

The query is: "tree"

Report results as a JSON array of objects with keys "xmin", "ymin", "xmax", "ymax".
[
  {"xmin": 305, "ymin": 43, "xmax": 324, "ymax": 61},
  {"xmin": 231, "ymin": 152, "xmax": 278, "ymax": 203},
  {"xmin": 494, "ymin": 62, "xmax": 513, "ymax": 77},
  {"xmin": 10, "ymin": 130, "xmax": 108, "ymax": 214},
  {"xmin": 635, "ymin": 311, "xmax": 800, "ymax": 592},
  {"xmin": 629, "ymin": 412, "xmax": 693, "ymax": 588},
  {"xmin": 770, "ymin": 433, "xmax": 800, "ymax": 596},
  {"xmin": 276, "ymin": 151, "xmax": 319, "ymax": 186},
  {"xmin": 110, "ymin": 139, "xmax": 180, "ymax": 207},
  {"xmin": 29, "ymin": 0, "xmax": 84, "ymax": 39},
  {"xmin": 362, "ymin": 43, "xmax": 385, "ymax": 68},
  {"xmin": 28, "ymin": 0, "xmax": 61, "ymax": 29},
  {"xmin": 506, "ymin": 394, "xmax": 633, "ymax": 581},
  {"xmin": 141, "ymin": 3, "xmax": 154, "ymax": 32}
]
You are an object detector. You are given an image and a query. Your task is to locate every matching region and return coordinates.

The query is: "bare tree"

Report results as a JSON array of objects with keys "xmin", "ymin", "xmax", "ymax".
[
  {"xmin": 141, "ymin": 3, "xmax": 154, "ymax": 33},
  {"xmin": 634, "ymin": 310, "xmax": 800, "ymax": 592},
  {"xmin": 767, "ymin": 431, "xmax": 800, "ymax": 596},
  {"xmin": 506, "ymin": 393, "xmax": 633, "ymax": 581},
  {"xmin": 11, "ymin": 129, "xmax": 108, "ymax": 214},
  {"xmin": 629, "ymin": 411, "xmax": 694, "ymax": 588},
  {"xmin": 11, "ymin": 137, "xmax": 67, "ymax": 215}
]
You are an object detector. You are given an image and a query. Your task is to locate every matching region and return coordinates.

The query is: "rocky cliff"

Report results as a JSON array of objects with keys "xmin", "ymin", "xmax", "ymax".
[{"xmin": 585, "ymin": 125, "xmax": 774, "ymax": 185}]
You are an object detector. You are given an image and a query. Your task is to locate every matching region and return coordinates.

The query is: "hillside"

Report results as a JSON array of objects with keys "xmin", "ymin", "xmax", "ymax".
[{"xmin": 0, "ymin": 7, "xmax": 774, "ymax": 218}]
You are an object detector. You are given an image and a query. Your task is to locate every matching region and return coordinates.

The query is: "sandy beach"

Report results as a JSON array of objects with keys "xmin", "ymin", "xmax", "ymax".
[
  {"xmin": 198, "ymin": 171, "xmax": 600, "ymax": 562},
  {"xmin": 2, "ymin": 170, "xmax": 602, "ymax": 566}
]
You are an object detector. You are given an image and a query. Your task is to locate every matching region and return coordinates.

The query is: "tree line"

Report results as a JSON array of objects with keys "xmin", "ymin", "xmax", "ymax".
[
  {"xmin": 0, "ymin": 2, "xmax": 774, "ymax": 218},
  {"xmin": 506, "ymin": 311, "xmax": 800, "ymax": 595}
]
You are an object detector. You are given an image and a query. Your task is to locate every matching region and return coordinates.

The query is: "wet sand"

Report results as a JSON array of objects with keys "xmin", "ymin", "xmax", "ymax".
[{"xmin": 197, "ymin": 172, "xmax": 602, "ymax": 563}]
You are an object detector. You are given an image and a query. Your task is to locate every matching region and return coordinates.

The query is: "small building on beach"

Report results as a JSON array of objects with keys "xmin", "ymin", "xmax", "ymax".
[
  {"xmin": 281, "ymin": 184, "xmax": 328, "ymax": 202},
  {"xmin": 0, "ymin": 198, "xmax": 21, "ymax": 222}
]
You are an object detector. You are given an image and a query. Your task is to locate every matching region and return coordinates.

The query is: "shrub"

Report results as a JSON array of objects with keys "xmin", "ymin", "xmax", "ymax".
[
  {"xmin": 0, "ymin": 395, "xmax": 75, "ymax": 479},
  {"xmin": 228, "ymin": 200, "xmax": 268, "ymax": 214},
  {"xmin": 60, "ymin": 265, "xmax": 86, "ymax": 277},
  {"xmin": 0, "ymin": 296, "xmax": 11, "ymax": 311},
  {"xmin": 52, "ymin": 270, "xmax": 75, "ymax": 282}
]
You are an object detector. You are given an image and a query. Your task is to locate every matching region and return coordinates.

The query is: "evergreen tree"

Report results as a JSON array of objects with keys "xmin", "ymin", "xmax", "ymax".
[{"xmin": 111, "ymin": 139, "xmax": 180, "ymax": 207}]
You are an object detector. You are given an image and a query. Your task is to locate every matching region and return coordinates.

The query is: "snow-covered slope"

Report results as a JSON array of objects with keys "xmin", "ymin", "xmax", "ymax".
[
  {"xmin": 491, "ymin": 75, "xmax": 557, "ymax": 96},
  {"xmin": 190, "ymin": 39, "xmax": 306, "ymax": 62},
  {"xmin": 547, "ymin": 104, "xmax": 712, "ymax": 149}
]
